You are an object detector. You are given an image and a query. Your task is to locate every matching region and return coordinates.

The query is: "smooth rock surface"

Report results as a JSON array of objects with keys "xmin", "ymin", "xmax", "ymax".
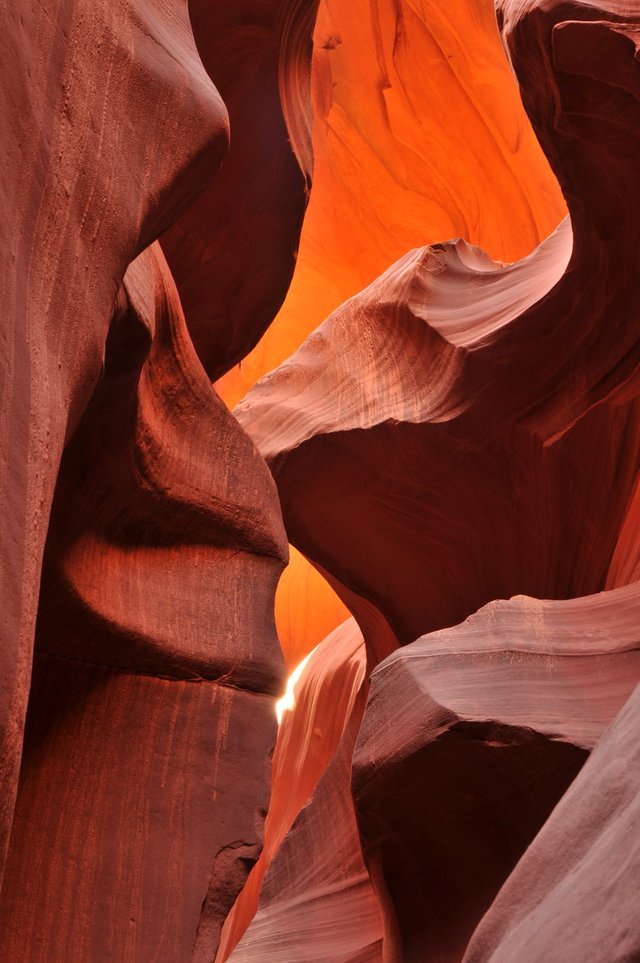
[
  {"xmin": 464, "ymin": 680, "xmax": 640, "ymax": 963},
  {"xmin": 0, "ymin": 244, "xmax": 288, "ymax": 962},
  {"xmin": 0, "ymin": 0, "xmax": 228, "ymax": 879},
  {"xmin": 227, "ymin": 651, "xmax": 383, "ymax": 963},
  {"xmin": 218, "ymin": 619, "xmax": 373, "ymax": 961},
  {"xmin": 353, "ymin": 585, "xmax": 640, "ymax": 962},
  {"xmin": 162, "ymin": 0, "xmax": 319, "ymax": 381}
]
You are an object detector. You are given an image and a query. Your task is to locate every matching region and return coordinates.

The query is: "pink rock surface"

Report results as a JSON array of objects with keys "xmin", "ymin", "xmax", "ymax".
[
  {"xmin": 353, "ymin": 585, "xmax": 640, "ymax": 962},
  {"xmin": 464, "ymin": 679, "xmax": 640, "ymax": 963}
]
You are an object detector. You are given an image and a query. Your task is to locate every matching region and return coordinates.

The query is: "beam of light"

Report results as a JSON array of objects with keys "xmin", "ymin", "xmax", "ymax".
[{"xmin": 275, "ymin": 649, "xmax": 316, "ymax": 725}]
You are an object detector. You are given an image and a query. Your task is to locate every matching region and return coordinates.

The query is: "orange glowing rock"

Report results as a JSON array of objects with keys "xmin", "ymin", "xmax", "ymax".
[
  {"xmin": 217, "ymin": 0, "xmax": 567, "ymax": 662},
  {"xmin": 275, "ymin": 546, "xmax": 351, "ymax": 669},
  {"xmin": 217, "ymin": 0, "xmax": 566, "ymax": 409},
  {"xmin": 217, "ymin": 619, "xmax": 370, "ymax": 961},
  {"xmin": 238, "ymin": 0, "xmax": 640, "ymax": 661}
]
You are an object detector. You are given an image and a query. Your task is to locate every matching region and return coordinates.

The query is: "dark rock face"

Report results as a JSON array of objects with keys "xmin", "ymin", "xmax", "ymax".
[
  {"xmin": 161, "ymin": 0, "xmax": 319, "ymax": 380},
  {"xmin": 464, "ymin": 679, "xmax": 640, "ymax": 963}
]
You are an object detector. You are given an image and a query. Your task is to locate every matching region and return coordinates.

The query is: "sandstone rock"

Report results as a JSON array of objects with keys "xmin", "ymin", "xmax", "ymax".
[
  {"xmin": 218, "ymin": 619, "xmax": 374, "ymax": 961},
  {"xmin": 161, "ymin": 0, "xmax": 319, "ymax": 381},
  {"xmin": 0, "ymin": 0, "xmax": 228, "ymax": 880},
  {"xmin": 218, "ymin": 0, "xmax": 568, "ymax": 661},
  {"xmin": 464, "ymin": 680, "xmax": 640, "ymax": 963},
  {"xmin": 0, "ymin": 244, "xmax": 287, "ymax": 962},
  {"xmin": 238, "ymin": 219, "xmax": 640, "ymax": 660},
  {"xmin": 353, "ymin": 585, "xmax": 640, "ymax": 962},
  {"xmin": 226, "ymin": 628, "xmax": 383, "ymax": 963},
  {"xmin": 237, "ymin": 2, "xmax": 640, "ymax": 661}
]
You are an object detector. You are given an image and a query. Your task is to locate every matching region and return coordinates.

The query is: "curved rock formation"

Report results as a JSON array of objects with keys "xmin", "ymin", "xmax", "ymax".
[
  {"xmin": 161, "ymin": 0, "xmax": 320, "ymax": 381},
  {"xmin": 3, "ymin": 1, "xmax": 640, "ymax": 960},
  {"xmin": 238, "ymin": 230, "xmax": 640, "ymax": 659},
  {"xmin": 237, "ymin": 1, "xmax": 640, "ymax": 661},
  {"xmin": 0, "ymin": 0, "xmax": 228, "ymax": 880},
  {"xmin": 218, "ymin": 0, "xmax": 568, "ymax": 663},
  {"xmin": 228, "ymin": 684, "xmax": 383, "ymax": 963},
  {"xmin": 353, "ymin": 585, "xmax": 640, "ymax": 963},
  {"xmin": 218, "ymin": 619, "xmax": 371, "ymax": 961},
  {"xmin": 0, "ymin": 244, "xmax": 287, "ymax": 962},
  {"xmin": 464, "ymin": 680, "xmax": 640, "ymax": 963},
  {"xmin": 218, "ymin": 0, "xmax": 566, "ymax": 408}
]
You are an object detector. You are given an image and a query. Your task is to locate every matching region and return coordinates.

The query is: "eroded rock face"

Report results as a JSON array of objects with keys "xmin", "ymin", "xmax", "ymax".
[
  {"xmin": 237, "ymin": 219, "xmax": 640, "ymax": 661},
  {"xmin": 1, "ymin": 0, "xmax": 320, "ymax": 951},
  {"xmin": 218, "ymin": 619, "xmax": 375, "ymax": 962},
  {"xmin": 161, "ymin": 0, "xmax": 320, "ymax": 381},
  {"xmin": 4, "ymin": 0, "xmax": 640, "ymax": 960},
  {"xmin": 227, "ymin": 650, "xmax": 383, "ymax": 963},
  {"xmin": 0, "ymin": 0, "xmax": 228, "ymax": 880},
  {"xmin": 218, "ymin": 0, "xmax": 568, "ymax": 665},
  {"xmin": 230, "ymin": 5, "xmax": 640, "ymax": 960},
  {"xmin": 228, "ymin": 690, "xmax": 383, "ymax": 963},
  {"xmin": 217, "ymin": 0, "xmax": 566, "ymax": 409},
  {"xmin": 0, "ymin": 244, "xmax": 288, "ymax": 962},
  {"xmin": 237, "ymin": 1, "xmax": 640, "ymax": 665},
  {"xmin": 352, "ymin": 586, "xmax": 640, "ymax": 962}
]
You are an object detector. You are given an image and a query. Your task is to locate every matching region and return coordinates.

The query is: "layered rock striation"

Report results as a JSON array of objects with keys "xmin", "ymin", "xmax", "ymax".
[{"xmin": 353, "ymin": 586, "xmax": 640, "ymax": 962}]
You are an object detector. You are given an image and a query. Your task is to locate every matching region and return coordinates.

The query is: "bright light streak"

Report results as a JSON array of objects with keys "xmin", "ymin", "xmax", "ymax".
[{"xmin": 275, "ymin": 650, "xmax": 315, "ymax": 725}]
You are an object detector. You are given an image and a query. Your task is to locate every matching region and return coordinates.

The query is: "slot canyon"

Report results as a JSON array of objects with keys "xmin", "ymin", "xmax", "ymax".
[{"xmin": 1, "ymin": 0, "xmax": 639, "ymax": 960}]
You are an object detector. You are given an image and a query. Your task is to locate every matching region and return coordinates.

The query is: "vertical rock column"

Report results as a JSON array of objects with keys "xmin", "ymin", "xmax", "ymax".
[
  {"xmin": 0, "ymin": 245, "xmax": 289, "ymax": 962},
  {"xmin": 0, "ymin": 0, "xmax": 229, "ymax": 883}
]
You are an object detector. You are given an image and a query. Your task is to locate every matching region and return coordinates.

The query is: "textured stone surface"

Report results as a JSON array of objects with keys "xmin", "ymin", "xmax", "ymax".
[
  {"xmin": 218, "ymin": 619, "xmax": 374, "ymax": 961},
  {"xmin": 219, "ymin": 0, "xmax": 567, "ymax": 663},
  {"xmin": 0, "ymin": 244, "xmax": 288, "ymax": 961},
  {"xmin": 162, "ymin": 0, "xmax": 319, "ymax": 381},
  {"xmin": 464, "ymin": 679, "xmax": 640, "ymax": 963},
  {"xmin": 227, "ymin": 641, "xmax": 383, "ymax": 963},
  {"xmin": 353, "ymin": 586, "xmax": 640, "ymax": 963},
  {"xmin": 3, "ymin": 1, "xmax": 640, "ymax": 960},
  {"xmin": 238, "ymin": 1, "xmax": 640, "ymax": 663},
  {"xmin": 238, "ymin": 222, "xmax": 640, "ymax": 660},
  {"xmin": 0, "ymin": 0, "xmax": 228, "ymax": 880},
  {"xmin": 218, "ymin": 0, "xmax": 566, "ymax": 408}
]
